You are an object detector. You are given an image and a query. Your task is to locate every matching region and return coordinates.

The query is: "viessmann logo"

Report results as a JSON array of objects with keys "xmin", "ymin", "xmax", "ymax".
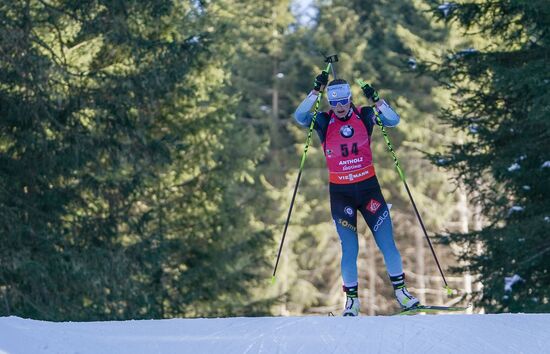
[{"xmin": 337, "ymin": 169, "xmax": 370, "ymax": 182}]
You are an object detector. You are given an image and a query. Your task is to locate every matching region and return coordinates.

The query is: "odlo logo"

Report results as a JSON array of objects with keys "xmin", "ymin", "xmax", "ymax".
[
  {"xmin": 373, "ymin": 210, "xmax": 389, "ymax": 232},
  {"xmin": 367, "ymin": 199, "xmax": 381, "ymax": 214}
]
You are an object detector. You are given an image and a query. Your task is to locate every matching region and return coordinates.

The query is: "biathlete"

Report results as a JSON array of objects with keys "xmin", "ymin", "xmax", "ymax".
[{"xmin": 293, "ymin": 71, "xmax": 419, "ymax": 316}]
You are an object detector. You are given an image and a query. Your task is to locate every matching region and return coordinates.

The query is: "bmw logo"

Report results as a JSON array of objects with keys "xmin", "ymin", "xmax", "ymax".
[{"xmin": 340, "ymin": 125, "xmax": 354, "ymax": 138}]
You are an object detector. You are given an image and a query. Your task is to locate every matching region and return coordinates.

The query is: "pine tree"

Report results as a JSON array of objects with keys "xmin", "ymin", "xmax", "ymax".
[
  {"xmin": 427, "ymin": 0, "xmax": 550, "ymax": 312},
  {"xmin": 0, "ymin": 0, "xmax": 273, "ymax": 320}
]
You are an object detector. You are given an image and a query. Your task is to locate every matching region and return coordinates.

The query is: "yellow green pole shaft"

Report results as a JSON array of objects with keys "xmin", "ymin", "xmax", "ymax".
[{"xmin": 355, "ymin": 79, "xmax": 452, "ymax": 295}]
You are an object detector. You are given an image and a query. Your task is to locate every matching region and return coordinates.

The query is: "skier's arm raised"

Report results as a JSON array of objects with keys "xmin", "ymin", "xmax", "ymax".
[
  {"xmin": 294, "ymin": 91, "xmax": 320, "ymax": 127},
  {"xmin": 294, "ymin": 71, "xmax": 329, "ymax": 127}
]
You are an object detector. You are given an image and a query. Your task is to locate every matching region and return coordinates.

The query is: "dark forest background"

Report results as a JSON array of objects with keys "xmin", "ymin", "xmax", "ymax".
[{"xmin": 0, "ymin": 0, "xmax": 548, "ymax": 320}]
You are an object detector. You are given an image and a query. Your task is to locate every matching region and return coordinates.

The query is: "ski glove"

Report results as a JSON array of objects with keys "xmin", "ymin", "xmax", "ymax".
[
  {"xmin": 361, "ymin": 83, "xmax": 380, "ymax": 102},
  {"xmin": 313, "ymin": 71, "xmax": 329, "ymax": 91}
]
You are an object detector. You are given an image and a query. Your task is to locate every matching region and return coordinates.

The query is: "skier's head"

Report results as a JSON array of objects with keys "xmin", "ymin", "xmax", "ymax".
[{"xmin": 327, "ymin": 79, "xmax": 352, "ymax": 118}]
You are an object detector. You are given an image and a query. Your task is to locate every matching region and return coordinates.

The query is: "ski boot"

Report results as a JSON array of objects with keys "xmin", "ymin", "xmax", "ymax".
[
  {"xmin": 390, "ymin": 273, "xmax": 420, "ymax": 310},
  {"xmin": 342, "ymin": 285, "xmax": 360, "ymax": 316}
]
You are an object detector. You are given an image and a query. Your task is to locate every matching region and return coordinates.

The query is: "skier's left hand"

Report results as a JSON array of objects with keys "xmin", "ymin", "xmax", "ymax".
[{"xmin": 361, "ymin": 83, "xmax": 380, "ymax": 102}]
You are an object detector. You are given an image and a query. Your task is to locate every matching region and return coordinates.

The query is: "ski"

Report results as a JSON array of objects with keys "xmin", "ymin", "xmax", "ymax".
[{"xmin": 395, "ymin": 305, "xmax": 470, "ymax": 316}]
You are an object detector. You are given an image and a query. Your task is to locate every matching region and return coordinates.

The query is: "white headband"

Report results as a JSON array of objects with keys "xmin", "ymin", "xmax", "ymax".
[{"xmin": 327, "ymin": 83, "xmax": 351, "ymax": 101}]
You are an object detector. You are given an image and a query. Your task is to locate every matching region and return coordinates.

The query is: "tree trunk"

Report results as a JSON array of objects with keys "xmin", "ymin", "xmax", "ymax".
[{"xmin": 271, "ymin": 61, "xmax": 281, "ymax": 148}]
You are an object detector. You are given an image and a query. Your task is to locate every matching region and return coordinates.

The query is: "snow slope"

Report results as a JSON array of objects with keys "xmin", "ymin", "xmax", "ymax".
[{"xmin": 1, "ymin": 314, "xmax": 549, "ymax": 354}]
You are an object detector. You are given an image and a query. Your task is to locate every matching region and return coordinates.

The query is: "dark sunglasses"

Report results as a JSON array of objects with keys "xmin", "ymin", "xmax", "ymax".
[{"xmin": 329, "ymin": 97, "xmax": 350, "ymax": 106}]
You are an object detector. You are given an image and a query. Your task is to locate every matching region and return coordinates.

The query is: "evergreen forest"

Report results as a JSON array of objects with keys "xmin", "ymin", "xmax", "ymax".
[{"xmin": 0, "ymin": 0, "xmax": 548, "ymax": 320}]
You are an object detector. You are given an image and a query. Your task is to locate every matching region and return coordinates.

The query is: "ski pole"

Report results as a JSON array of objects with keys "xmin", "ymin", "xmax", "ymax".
[
  {"xmin": 323, "ymin": 54, "xmax": 339, "ymax": 78},
  {"xmin": 355, "ymin": 79, "xmax": 453, "ymax": 295},
  {"xmin": 271, "ymin": 62, "xmax": 332, "ymax": 284}
]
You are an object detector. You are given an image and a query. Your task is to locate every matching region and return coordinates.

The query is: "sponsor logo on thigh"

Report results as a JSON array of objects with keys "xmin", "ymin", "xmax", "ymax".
[
  {"xmin": 373, "ymin": 210, "xmax": 389, "ymax": 232},
  {"xmin": 337, "ymin": 218, "xmax": 357, "ymax": 232}
]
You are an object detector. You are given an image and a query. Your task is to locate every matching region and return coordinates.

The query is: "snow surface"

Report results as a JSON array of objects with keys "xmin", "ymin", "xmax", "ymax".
[{"xmin": 1, "ymin": 314, "xmax": 550, "ymax": 354}]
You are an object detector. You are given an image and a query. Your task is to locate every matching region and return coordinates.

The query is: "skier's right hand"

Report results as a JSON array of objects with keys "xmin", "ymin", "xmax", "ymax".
[{"xmin": 313, "ymin": 71, "xmax": 329, "ymax": 92}]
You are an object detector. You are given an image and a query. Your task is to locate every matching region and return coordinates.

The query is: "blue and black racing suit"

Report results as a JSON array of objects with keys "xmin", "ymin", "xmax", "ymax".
[{"xmin": 294, "ymin": 91, "xmax": 405, "ymax": 289}]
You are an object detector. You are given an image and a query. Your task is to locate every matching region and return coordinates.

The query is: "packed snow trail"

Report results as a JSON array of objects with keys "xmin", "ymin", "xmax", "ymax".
[{"xmin": 1, "ymin": 314, "xmax": 549, "ymax": 354}]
